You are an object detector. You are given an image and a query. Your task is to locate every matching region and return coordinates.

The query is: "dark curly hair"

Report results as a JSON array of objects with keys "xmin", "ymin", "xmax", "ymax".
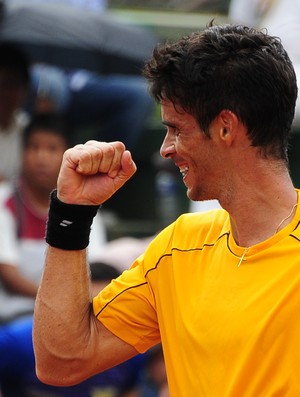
[{"xmin": 143, "ymin": 23, "xmax": 298, "ymax": 161}]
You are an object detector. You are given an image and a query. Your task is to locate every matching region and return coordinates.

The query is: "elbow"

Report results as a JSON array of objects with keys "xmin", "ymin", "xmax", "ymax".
[
  {"xmin": 35, "ymin": 363, "xmax": 61, "ymax": 387},
  {"xmin": 33, "ymin": 329, "xmax": 92, "ymax": 386},
  {"xmin": 33, "ymin": 301, "xmax": 97, "ymax": 386},
  {"xmin": 33, "ymin": 340, "xmax": 82, "ymax": 386},
  {"xmin": 35, "ymin": 355, "xmax": 90, "ymax": 387}
]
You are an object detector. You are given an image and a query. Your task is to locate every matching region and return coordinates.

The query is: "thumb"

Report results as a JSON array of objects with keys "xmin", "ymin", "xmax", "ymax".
[
  {"xmin": 110, "ymin": 150, "xmax": 137, "ymax": 187},
  {"xmin": 121, "ymin": 150, "xmax": 137, "ymax": 176}
]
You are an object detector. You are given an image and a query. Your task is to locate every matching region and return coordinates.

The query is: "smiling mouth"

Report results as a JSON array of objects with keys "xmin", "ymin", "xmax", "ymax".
[{"xmin": 179, "ymin": 166, "xmax": 189, "ymax": 178}]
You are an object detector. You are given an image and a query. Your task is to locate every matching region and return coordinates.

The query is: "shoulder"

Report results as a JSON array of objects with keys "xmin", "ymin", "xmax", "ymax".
[
  {"xmin": 145, "ymin": 209, "xmax": 229, "ymax": 259},
  {"xmin": 176, "ymin": 208, "xmax": 228, "ymax": 228},
  {"xmin": 168, "ymin": 208, "xmax": 228, "ymax": 240}
]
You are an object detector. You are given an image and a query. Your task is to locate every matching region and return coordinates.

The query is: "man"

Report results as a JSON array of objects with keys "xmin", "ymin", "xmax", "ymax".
[{"xmin": 33, "ymin": 23, "xmax": 300, "ymax": 396}]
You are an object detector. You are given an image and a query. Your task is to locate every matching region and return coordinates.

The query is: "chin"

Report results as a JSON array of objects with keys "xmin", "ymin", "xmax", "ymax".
[
  {"xmin": 188, "ymin": 187, "xmax": 210, "ymax": 202},
  {"xmin": 187, "ymin": 188, "xmax": 200, "ymax": 202}
]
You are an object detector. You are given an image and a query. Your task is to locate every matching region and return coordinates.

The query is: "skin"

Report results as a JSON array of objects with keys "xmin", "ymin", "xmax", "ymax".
[{"xmin": 33, "ymin": 102, "xmax": 298, "ymax": 386}]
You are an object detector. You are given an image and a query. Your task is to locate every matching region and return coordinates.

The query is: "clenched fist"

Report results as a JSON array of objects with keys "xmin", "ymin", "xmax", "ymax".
[{"xmin": 56, "ymin": 140, "xmax": 137, "ymax": 205}]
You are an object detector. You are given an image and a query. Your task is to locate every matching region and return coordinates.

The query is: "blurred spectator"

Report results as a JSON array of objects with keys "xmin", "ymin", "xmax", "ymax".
[
  {"xmin": 27, "ymin": 64, "xmax": 155, "ymax": 151},
  {"xmin": 0, "ymin": 113, "xmax": 107, "ymax": 324},
  {"xmin": 0, "ymin": 41, "xmax": 154, "ymax": 180},
  {"xmin": 6, "ymin": 0, "xmax": 155, "ymax": 151},
  {"xmin": 29, "ymin": 64, "xmax": 71, "ymax": 115},
  {"xmin": 0, "ymin": 41, "xmax": 30, "ymax": 182},
  {"xmin": 0, "ymin": 262, "xmax": 148, "ymax": 397}
]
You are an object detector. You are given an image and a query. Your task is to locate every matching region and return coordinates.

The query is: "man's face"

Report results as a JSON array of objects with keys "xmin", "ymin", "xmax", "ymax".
[
  {"xmin": 159, "ymin": 100, "xmax": 221, "ymax": 202},
  {"xmin": 22, "ymin": 130, "xmax": 67, "ymax": 193}
]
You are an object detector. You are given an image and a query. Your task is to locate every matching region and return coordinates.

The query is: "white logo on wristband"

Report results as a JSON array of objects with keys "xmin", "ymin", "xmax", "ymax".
[{"xmin": 59, "ymin": 220, "xmax": 73, "ymax": 227}]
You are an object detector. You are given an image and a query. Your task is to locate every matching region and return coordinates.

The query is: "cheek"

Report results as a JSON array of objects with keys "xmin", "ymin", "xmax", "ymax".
[
  {"xmin": 52, "ymin": 155, "xmax": 63, "ymax": 169},
  {"xmin": 22, "ymin": 153, "xmax": 37, "ymax": 169},
  {"xmin": 44, "ymin": 151, "xmax": 64, "ymax": 166},
  {"xmin": 188, "ymin": 148, "xmax": 216, "ymax": 186}
]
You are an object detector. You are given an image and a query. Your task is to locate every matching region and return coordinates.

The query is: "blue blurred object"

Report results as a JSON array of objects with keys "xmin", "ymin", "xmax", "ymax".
[{"xmin": 0, "ymin": 316, "xmax": 147, "ymax": 397}]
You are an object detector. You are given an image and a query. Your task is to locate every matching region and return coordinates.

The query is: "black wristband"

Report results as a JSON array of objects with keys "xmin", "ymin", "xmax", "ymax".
[{"xmin": 45, "ymin": 190, "xmax": 100, "ymax": 250}]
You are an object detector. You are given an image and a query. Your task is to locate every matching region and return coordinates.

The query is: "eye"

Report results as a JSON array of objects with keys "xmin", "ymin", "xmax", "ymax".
[
  {"xmin": 163, "ymin": 124, "xmax": 181, "ymax": 137},
  {"xmin": 168, "ymin": 125, "xmax": 181, "ymax": 136}
]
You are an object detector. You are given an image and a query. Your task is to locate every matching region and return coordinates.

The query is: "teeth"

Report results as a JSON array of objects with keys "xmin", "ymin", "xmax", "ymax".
[{"xmin": 179, "ymin": 166, "xmax": 188, "ymax": 177}]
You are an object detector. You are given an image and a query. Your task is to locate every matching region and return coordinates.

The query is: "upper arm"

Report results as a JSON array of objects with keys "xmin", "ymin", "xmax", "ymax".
[{"xmin": 91, "ymin": 316, "xmax": 139, "ymax": 372}]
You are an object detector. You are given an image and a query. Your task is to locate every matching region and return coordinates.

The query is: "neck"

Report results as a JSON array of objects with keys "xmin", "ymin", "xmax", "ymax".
[
  {"xmin": 223, "ymin": 172, "xmax": 298, "ymax": 247},
  {"xmin": 213, "ymin": 132, "xmax": 298, "ymax": 247}
]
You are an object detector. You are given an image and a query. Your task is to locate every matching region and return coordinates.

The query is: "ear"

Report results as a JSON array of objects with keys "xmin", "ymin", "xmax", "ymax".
[{"xmin": 212, "ymin": 110, "xmax": 240, "ymax": 146}]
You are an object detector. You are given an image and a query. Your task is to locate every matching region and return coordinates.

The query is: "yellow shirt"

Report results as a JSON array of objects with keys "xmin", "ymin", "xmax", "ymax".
[{"xmin": 93, "ymin": 191, "xmax": 300, "ymax": 396}]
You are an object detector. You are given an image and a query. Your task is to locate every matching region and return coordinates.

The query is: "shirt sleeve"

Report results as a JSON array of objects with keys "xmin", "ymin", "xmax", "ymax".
[{"xmin": 93, "ymin": 252, "xmax": 161, "ymax": 353}]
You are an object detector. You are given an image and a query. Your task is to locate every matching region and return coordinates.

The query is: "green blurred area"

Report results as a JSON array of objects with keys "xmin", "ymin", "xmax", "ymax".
[
  {"xmin": 108, "ymin": 0, "xmax": 230, "ymax": 41},
  {"xmin": 108, "ymin": 0, "xmax": 230, "ymax": 13}
]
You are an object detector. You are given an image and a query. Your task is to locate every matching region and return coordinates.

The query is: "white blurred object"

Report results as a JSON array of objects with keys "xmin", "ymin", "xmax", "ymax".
[
  {"xmin": 189, "ymin": 199, "xmax": 221, "ymax": 213},
  {"xmin": 95, "ymin": 236, "xmax": 153, "ymax": 272},
  {"xmin": 228, "ymin": 0, "xmax": 300, "ymax": 129}
]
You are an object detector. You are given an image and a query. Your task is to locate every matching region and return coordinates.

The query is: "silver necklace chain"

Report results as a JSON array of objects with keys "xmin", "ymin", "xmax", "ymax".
[{"xmin": 237, "ymin": 203, "xmax": 297, "ymax": 267}]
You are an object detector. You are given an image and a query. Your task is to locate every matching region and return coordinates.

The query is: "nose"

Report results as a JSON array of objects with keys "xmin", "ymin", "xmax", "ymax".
[{"xmin": 160, "ymin": 136, "xmax": 176, "ymax": 159}]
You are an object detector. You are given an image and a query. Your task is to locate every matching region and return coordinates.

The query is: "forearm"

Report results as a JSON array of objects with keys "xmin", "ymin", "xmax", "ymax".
[{"xmin": 33, "ymin": 246, "xmax": 94, "ymax": 385}]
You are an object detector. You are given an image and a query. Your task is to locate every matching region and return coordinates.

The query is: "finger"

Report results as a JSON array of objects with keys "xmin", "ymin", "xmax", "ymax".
[
  {"xmin": 81, "ymin": 141, "xmax": 125, "ymax": 176},
  {"xmin": 62, "ymin": 145, "xmax": 88, "ymax": 171},
  {"xmin": 71, "ymin": 142, "xmax": 111, "ymax": 175},
  {"xmin": 106, "ymin": 142, "xmax": 128, "ymax": 178},
  {"xmin": 112, "ymin": 150, "xmax": 137, "ymax": 188},
  {"xmin": 120, "ymin": 150, "xmax": 137, "ymax": 178}
]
